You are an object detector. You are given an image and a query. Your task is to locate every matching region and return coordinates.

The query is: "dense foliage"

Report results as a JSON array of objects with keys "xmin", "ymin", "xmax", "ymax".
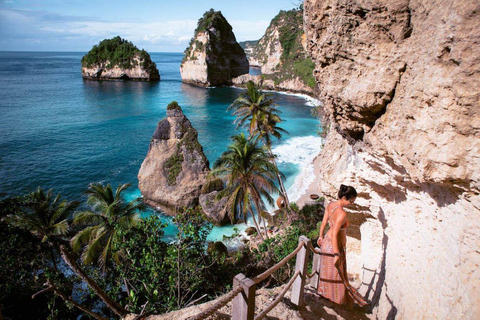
[{"xmin": 81, "ymin": 36, "xmax": 157, "ymax": 71}]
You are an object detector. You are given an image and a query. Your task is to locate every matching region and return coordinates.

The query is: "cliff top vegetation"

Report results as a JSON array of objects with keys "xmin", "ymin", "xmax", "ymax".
[{"xmin": 81, "ymin": 36, "xmax": 156, "ymax": 71}]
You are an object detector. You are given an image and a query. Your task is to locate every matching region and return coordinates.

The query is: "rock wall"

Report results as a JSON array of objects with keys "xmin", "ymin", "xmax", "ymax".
[
  {"xmin": 180, "ymin": 10, "xmax": 249, "ymax": 87},
  {"xmin": 138, "ymin": 102, "xmax": 210, "ymax": 214},
  {"xmin": 304, "ymin": 0, "xmax": 480, "ymax": 318},
  {"xmin": 82, "ymin": 56, "xmax": 160, "ymax": 81}
]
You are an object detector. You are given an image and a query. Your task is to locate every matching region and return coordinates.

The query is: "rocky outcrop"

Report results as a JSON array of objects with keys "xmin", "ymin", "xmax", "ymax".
[
  {"xmin": 232, "ymin": 74, "xmax": 314, "ymax": 95},
  {"xmin": 244, "ymin": 8, "xmax": 317, "ymax": 93},
  {"xmin": 138, "ymin": 102, "xmax": 210, "ymax": 214},
  {"xmin": 180, "ymin": 9, "xmax": 249, "ymax": 87},
  {"xmin": 81, "ymin": 36, "xmax": 159, "ymax": 81},
  {"xmin": 304, "ymin": 0, "xmax": 480, "ymax": 318}
]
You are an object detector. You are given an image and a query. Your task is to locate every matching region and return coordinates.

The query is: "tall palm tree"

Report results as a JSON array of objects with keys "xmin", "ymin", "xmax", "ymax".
[
  {"xmin": 71, "ymin": 183, "xmax": 142, "ymax": 271},
  {"xmin": 228, "ymin": 81, "xmax": 292, "ymax": 216},
  {"xmin": 209, "ymin": 133, "xmax": 279, "ymax": 240},
  {"xmin": 7, "ymin": 187, "xmax": 127, "ymax": 318}
]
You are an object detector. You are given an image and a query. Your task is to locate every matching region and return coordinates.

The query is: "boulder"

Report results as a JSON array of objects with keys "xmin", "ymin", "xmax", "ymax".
[
  {"xmin": 244, "ymin": 227, "xmax": 257, "ymax": 236},
  {"xmin": 180, "ymin": 9, "xmax": 249, "ymax": 87},
  {"xmin": 199, "ymin": 191, "xmax": 229, "ymax": 226},
  {"xmin": 207, "ymin": 241, "xmax": 228, "ymax": 256},
  {"xmin": 138, "ymin": 102, "xmax": 210, "ymax": 214}
]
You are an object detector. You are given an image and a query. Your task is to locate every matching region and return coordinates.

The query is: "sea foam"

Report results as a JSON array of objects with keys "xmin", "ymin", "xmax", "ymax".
[{"xmin": 272, "ymin": 135, "xmax": 323, "ymax": 202}]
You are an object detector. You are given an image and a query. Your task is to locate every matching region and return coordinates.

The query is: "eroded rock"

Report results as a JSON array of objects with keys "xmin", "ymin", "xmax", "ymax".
[
  {"xmin": 138, "ymin": 102, "xmax": 210, "ymax": 214},
  {"xmin": 180, "ymin": 9, "xmax": 249, "ymax": 87}
]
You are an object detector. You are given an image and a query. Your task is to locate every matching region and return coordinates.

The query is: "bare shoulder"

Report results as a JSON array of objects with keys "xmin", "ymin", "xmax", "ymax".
[{"xmin": 334, "ymin": 207, "xmax": 347, "ymax": 221}]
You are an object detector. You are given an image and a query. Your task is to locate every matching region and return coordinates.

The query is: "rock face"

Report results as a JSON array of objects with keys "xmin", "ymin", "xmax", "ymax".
[
  {"xmin": 304, "ymin": 0, "xmax": 480, "ymax": 318},
  {"xmin": 138, "ymin": 102, "xmax": 210, "ymax": 214},
  {"xmin": 242, "ymin": 8, "xmax": 316, "ymax": 93},
  {"xmin": 82, "ymin": 59, "xmax": 160, "ymax": 81},
  {"xmin": 81, "ymin": 36, "xmax": 160, "ymax": 81},
  {"xmin": 180, "ymin": 9, "xmax": 249, "ymax": 87}
]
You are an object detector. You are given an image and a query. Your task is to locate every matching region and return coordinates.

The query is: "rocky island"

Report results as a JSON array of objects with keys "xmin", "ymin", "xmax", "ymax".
[
  {"xmin": 180, "ymin": 9, "xmax": 249, "ymax": 87},
  {"xmin": 81, "ymin": 36, "xmax": 160, "ymax": 81}
]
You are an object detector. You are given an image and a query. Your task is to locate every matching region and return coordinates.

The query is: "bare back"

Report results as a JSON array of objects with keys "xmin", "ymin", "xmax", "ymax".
[{"xmin": 325, "ymin": 202, "xmax": 347, "ymax": 248}]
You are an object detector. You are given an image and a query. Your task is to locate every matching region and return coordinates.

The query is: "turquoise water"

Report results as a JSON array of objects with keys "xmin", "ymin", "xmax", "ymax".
[{"xmin": 0, "ymin": 52, "xmax": 321, "ymax": 242}]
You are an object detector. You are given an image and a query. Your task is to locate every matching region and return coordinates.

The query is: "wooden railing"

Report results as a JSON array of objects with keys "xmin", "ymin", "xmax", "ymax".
[{"xmin": 188, "ymin": 235, "xmax": 320, "ymax": 320}]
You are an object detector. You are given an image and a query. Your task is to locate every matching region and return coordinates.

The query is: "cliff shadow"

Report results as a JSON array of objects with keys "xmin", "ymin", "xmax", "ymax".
[{"xmin": 359, "ymin": 208, "xmax": 397, "ymax": 317}]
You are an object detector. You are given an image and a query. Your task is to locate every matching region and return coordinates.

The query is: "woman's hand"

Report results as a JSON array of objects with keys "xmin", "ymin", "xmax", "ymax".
[{"xmin": 317, "ymin": 237, "xmax": 322, "ymax": 247}]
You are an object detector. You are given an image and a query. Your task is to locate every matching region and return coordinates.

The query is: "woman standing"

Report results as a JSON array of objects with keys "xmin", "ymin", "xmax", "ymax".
[{"xmin": 317, "ymin": 184, "xmax": 367, "ymax": 307}]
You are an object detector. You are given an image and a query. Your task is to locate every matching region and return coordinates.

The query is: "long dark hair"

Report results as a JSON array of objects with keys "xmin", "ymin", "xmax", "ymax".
[{"xmin": 338, "ymin": 184, "xmax": 357, "ymax": 200}]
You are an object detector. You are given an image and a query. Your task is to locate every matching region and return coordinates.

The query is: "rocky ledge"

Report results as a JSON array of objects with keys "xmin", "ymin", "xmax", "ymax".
[
  {"xmin": 180, "ymin": 9, "xmax": 249, "ymax": 87},
  {"xmin": 138, "ymin": 102, "xmax": 209, "ymax": 214}
]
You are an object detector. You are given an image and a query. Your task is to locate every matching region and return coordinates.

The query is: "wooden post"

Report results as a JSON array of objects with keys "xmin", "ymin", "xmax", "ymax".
[
  {"xmin": 232, "ymin": 273, "xmax": 256, "ymax": 320},
  {"xmin": 291, "ymin": 236, "xmax": 311, "ymax": 308},
  {"xmin": 310, "ymin": 252, "xmax": 321, "ymax": 290}
]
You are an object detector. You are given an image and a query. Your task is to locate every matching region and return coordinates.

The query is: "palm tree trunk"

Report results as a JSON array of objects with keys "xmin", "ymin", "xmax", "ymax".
[
  {"xmin": 251, "ymin": 195, "xmax": 269, "ymax": 239},
  {"xmin": 59, "ymin": 244, "xmax": 128, "ymax": 317},
  {"xmin": 249, "ymin": 207, "xmax": 264, "ymax": 241},
  {"xmin": 268, "ymin": 148, "xmax": 292, "ymax": 219}
]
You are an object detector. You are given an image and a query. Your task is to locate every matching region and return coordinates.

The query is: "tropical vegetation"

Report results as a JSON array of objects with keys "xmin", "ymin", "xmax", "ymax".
[
  {"xmin": 81, "ymin": 36, "xmax": 157, "ymax": 71},
  {"xmin": 208, "ymin": 133, "xmax": 279, "ymax": 239},
  {"xmin": 228, "ymin": 81, "xmax": 292, "ymax": 217}
]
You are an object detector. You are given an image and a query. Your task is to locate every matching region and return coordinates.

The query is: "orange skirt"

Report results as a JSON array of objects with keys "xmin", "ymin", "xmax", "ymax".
[{"xmin": 317, "ymin": 234, "xmax": 353, "ymax": 306}]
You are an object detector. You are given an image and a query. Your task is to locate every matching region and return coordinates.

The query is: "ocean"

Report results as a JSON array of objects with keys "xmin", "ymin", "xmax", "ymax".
[{"xmin": 0, "ymin": 51, "xmax": 322, "ymax": 242}]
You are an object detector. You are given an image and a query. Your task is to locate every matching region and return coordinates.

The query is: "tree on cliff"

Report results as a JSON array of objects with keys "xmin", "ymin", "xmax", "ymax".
[
  {"xmin": 209, "ymin": 133, "xmax": 279, "ymax": 239},
  {"xmin": 71, "ymin": 183, "xmax": 143, "ymax": 271},
  {"xmin": 228, "ymin": 81, "xmax": 292, "ymax": 217},
  {"xmin": 6, "ymin": 187, "xmax": 128, "ymax": 319}
]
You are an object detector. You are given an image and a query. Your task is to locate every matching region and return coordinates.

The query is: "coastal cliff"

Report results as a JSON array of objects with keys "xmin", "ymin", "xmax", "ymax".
[
  {"xmin": 234, "ymin": 8, "xmax": 316, "ymax": 95},
  {"xmin": 180, "ymin": 9, "xmax": 249, "ymax": 87},
  {"xmin": 81, "ymin": 36, "xmax": 160, "ymax": 81},
  {"xmin": 138, "ymin": 102, "xmax": 210, "ymax": 214},
  {"xmin": 304, "ymin": 0, "xmax": 480, "ymax": 318}
]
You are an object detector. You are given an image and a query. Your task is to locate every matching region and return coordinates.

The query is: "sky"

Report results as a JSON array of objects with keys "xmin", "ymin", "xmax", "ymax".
[{"xmin": 0, "ymin": 0, "xmax": 301, "ymax": 52}]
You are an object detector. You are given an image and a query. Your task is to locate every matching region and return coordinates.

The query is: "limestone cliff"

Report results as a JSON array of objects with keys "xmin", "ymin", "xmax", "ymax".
[
  {"xmin": 138, "ymin": 102, "xmax": 209, "ymax": 214},
  {"xmin": 304, "ymin": 0, "xmax": 480, "ymax": 318},
  {"xmin": 236, "ymin": 7, "xmax": 316, "ymax": 95},
  {"xmin": 81, "ymin": 36, "xmax": 160, "ymax": 81},
  {"xmin": 180, "ymin": 9, "xmax": 249, "ymax": 87}
]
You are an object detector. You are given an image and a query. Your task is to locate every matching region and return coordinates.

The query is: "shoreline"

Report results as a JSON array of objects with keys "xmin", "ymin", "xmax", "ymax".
[{"xmin": 230, "ymin": 84, "xmax": 322, "ymax": 106}]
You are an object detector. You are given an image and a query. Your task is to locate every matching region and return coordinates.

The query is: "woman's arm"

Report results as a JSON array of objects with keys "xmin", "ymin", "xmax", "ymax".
[
  {"xmin": 331, "ymin": 210, "xmax": 347, "ymax": 266},
  {"xmin": 317, "ymin": 204, "xmax": 330, "ymax": 246}
]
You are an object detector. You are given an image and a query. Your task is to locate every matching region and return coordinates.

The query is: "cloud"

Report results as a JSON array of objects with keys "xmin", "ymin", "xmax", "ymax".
[{"xmin": 0, "ymin": 8, "xmax": 271, "ymax": 51}]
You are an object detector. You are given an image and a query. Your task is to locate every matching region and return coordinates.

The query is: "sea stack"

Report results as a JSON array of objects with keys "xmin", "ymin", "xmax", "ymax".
[
  {"xmin": 180, "ymin": 9, "xmax": 249, "ymax": 87},
  {"xmin": 81, "ymin": 36, "xmax": 160, "ymax": 81},
  {"xmin": 138, "ymin": 102, "xmax": 209, "ymax": 214}
]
